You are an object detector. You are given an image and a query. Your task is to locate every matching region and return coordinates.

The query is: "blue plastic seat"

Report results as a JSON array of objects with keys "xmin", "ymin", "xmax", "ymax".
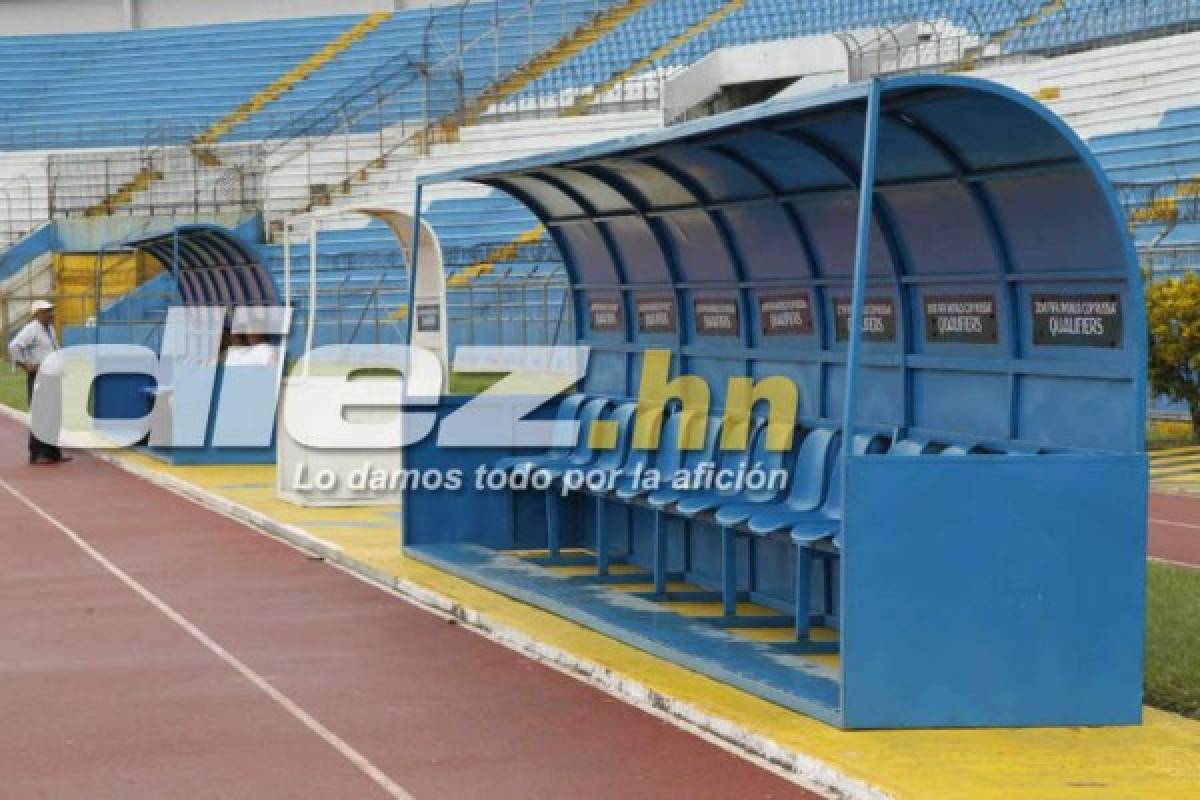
[
  {"xmin": 668, "ymin": 416, "xmax": 778, "ymax": 517},
  {"xmin": 709, "ymin": 432, "xmax": 886, "ymax": 641},
  {"xmin": 748, "ymin": 432, "xmax": 888, "ymax": 538},
  {"xmin": 633, "ymin": 409, "xmax": 713, "ymax": 595},
  {"xmin": 712, "ymin": 426, "xmax": 837, "ymax": 528},
  {"xmin": 493, "ymin": 393, "xmax": 591, "ymax": 473},
  {"xmin": 611, "ymin": 407, "xmax": 695, "ymax": 501},
  {"xmin": 643, "ymin": 414, "xmax": 724, "ymax": 511},
  {"xmin": 566, "ymin": 401, "xmax": 640, "ymax": 574},
  {"xmin": 494, "ymin": 394, "xmax": 608, "ymax": 561}
]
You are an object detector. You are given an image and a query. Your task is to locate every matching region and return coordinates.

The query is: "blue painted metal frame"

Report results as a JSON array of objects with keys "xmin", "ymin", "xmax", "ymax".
[{"xmin": 409, "ymin": 76, "xmax": 1148, "ymax": 728}]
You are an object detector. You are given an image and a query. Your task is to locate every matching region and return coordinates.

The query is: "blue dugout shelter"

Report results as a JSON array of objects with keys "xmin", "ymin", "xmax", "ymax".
[
  {"xmin": 403, "ymin": 76, "xmax": 1148, "ymax": 729},
  {"xmin": 93, "ymin": 224, "xmax": 285, "ymax": 465},
  {"xmin": 127, "ymin": 224, "xmax": 278, "ymax": 308}
]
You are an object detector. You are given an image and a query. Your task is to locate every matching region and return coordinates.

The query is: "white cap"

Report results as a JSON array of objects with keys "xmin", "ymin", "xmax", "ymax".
[{"xmin": 31, "ymin": 300, "xmax": 54, "ymax": 313}]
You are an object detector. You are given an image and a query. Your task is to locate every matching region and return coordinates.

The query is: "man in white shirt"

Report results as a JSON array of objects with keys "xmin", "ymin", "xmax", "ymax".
[{"xmin": 7, "ymin": 300, "xmax": 70, "ymax": 464}]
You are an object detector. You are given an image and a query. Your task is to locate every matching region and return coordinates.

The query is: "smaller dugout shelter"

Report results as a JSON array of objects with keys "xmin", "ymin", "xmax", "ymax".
[
  {"xmin": 92, "ymin": 224, "xmax": 285, "ymax": 465},
  {"xmin": 402, "ymin": 76, "xmax": 1148, "ymax": 729}
]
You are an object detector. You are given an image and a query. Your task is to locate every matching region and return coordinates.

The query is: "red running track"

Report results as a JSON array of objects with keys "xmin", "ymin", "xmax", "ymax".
[
  {"xmin": 1150, "ymin": 492, "xmax": 1200, "ymax": 568},
  {"xmin": 0, "ymin": 416, "xmax": 814, "ymax": 799}
]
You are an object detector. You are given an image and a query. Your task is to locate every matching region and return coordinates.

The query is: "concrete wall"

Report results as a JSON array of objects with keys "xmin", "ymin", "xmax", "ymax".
[
  {"xmin": 0, "ymin": 0, "xmax": 418, "ymax": 35},
  {"xmin": 664, "ymin": 37, "xmax": 848, "ymax": 121}
]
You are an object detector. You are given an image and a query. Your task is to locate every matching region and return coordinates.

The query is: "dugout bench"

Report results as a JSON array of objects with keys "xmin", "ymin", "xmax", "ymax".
[{"xmin": 401, "ymin": 75, "xmax": 1148, "ymax": 729}]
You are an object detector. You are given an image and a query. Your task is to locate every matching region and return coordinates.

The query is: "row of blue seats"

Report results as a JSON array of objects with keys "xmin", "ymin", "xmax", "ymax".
[
  {"xmin": 1090, "ymin": 103, "xmax": 1200, "ymax": 237},
  {"xmin": 499, "ymin": 394, "xmax": 987, "ymax": 651},
  {"xmin": 0, "ymin": 1, "xmax": 621, "ymax": 149},
  {"xmin": 516, "ymin": 0, "xmax": 1172, "ymax": 106}
]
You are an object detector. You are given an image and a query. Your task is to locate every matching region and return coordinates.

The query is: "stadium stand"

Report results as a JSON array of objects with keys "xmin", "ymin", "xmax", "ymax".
[
  {"xmin": 3, "ymin": 0, "xmax": 1200, "ymax": 357},
  {"xmin": 979, "ymin": 29, "xmax": 1200, "ymax": 273}
]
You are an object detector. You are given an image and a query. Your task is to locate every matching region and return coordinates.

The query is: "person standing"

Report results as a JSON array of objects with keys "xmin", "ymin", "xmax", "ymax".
[{"xmin": 7, "ymin": 300, "xmax": 71, "ymax": 464}]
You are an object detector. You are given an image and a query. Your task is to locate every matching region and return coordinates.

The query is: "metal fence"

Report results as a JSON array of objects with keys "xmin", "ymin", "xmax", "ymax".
[
  {"xmin": 47, "ymin": 141, "xmax": 265, "ymax": 219},
  {"xmin": 445, "ymin": 268, "xmax": 572, "ymax": 353},
  {"xmin": 1141, "ymin": 246, "xmax": 1200, "ymax": 279}
]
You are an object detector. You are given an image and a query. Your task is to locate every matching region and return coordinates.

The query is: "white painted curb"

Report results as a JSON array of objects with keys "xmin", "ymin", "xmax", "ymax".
[{"xmin": 0, "ymin": 401, "xmax": 888, "ymax": 800}]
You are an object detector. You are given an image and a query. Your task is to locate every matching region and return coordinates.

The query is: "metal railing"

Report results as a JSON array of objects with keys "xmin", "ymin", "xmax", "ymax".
[
  {"xmin": 260, "ymin": 1, "xmax": 660, "ymax": 214},
  {"xmin": 47, "ymin": 141, "xmax": 265, "ymax": 219},
  {"xmin": 445, "ymin": 267, "xmax": 573, "ymax": 354},
  {"xmin": 0, "ymin": 168, "xmax": 47, "ymax": 251},
  {"xmin": 846, "ymin": 1, "xmax": 1200, "ymax": 80},
  {"xmin": 1141, "ymin": 245, "xmax": 1200, "ymax": 279}
]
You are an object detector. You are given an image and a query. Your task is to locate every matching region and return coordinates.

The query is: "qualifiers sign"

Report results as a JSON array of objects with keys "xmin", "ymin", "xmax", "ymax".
[
  {"xmin": 923, "ymin": 293, "xmax": 998, "ymax": 345},
  {"xmin": 1032, "ymin": 293, "xmax": 1123, "ymax": 348},
  {"xmin": 758, "ymin": 291, "xmax": 814, "ymax": 336},
  {"xmin": 693, "ymin": 295, "xmax": 739, "ymax": 336},
  {"xmin": 636, "ymin": 295, "xmax": 677, "ymax": 334},
  {"xmin": 416, "ymin": 304, "xmax": 441, "ymax": 333},
  {"xmin": 834, "ymin": 296, "xmax": 896, "ymax": 343},
  {"xmin": 588, "ymin": 297, "xmax": 623, "ymax": 332}
]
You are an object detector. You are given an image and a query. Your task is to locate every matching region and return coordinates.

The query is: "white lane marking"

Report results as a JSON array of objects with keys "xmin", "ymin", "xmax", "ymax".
[
  {"xmin": 1150, "ymin": 516, "xmax": 1200, "ymax": 531},
  {"xmin": 1150, "ymin": 557, "xmax": 1200, "ymax": 570},
  {"xmin": 0, "ymin": 477, "xmax": 414, "ymax": 800}
]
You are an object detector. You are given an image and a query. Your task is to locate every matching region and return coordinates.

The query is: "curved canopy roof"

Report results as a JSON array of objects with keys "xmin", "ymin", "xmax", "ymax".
[
  {"xmin": 122, "ymin": 224, "xmax": 277, "ymax": 307},
  {"xmin": 422, "ymin": 76, "xmax": 1144, "ymax": 453}
]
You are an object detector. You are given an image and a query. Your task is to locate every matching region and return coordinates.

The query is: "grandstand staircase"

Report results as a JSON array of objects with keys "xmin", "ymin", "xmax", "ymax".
[
  {"xmin": 193, "ymin": 11, "xmax": 391, "ymax": 156},
  {"xmin": 955, "ymin": 0, "xmax": 1065, "ymax": 71},
  {"xmin": 83, "ymin": 161, "xmax": 164, "ymax": 217},
  {"xmin": 446, "ymin": 224, "xmax": 547, "ymax": 288},
  {"xmin": 564, "ymin": 0, "xmax": 746, "ymax": 117},
  {"xmin": 316, "ymin": 0, "xmax": 655, "ymax": 208},
  {"xmin": 81, "ymin": 13, "xmax": 392, "ymax": 217},
  {"xmin": 1126, "ymin": 179, "xmax": 1200, "ymax": 240}
]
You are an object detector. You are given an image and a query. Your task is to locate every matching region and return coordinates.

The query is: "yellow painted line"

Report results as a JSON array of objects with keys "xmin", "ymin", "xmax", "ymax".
[
  {"xmin": 565, "ymin": 0, "xmax": 746, "ymax": 117},
  {"xmin": 507, "ymin": 547, "xmax": 593, "ymax": 558},
  {"xmin": 336, "ymin": 0, "xmax": 655, "ymax": 197},
  {"xmin": 459, "ymin": 225, "xmax": 546, "ymax": 283},
  {"xmin": 660, "ymin": 600, "xmax": 781, "ymax": 618},
  {"xmin": 1152, "ymin": 465, "xmax": 1200, "ymax": 479},
  {"xmin": 1151, "ymin": 461, "xmax": 1200, "ymax": 473},
  {"xmin": 1153, "ymin": 446, "xmax": 1200, "ymax": 458},
  {"xmin": 1151, "ymin": 444, "xmax": 1200, "ymax": 455},
  {"xmin": 194, "ymin": 12, "xmax": 391, "ymax": 147},
  {"xmin": 608, "ymin": 581, "xmax": 702, "ymax": 593},
  {"xmin": 726, "ymin": 626, "xmax": 838, "ymax": 643},
  {"xmin": 103, "ymin": 448, "xmax": 1200, "ymax": 800},
  {"xmin": 1151, "ymin": 449, "xmax": 1200, "ymax": 460},
  {"xmin": 1150, "ymin": 452, "xmax": 1200, "ymax": 466},
  {"xmin": 725, "ymin": 627, "xmax": 841, "ymax": 671},
  {"xmin": 544, "ymin": 563, "xmax": 644, "ymax": 578}
]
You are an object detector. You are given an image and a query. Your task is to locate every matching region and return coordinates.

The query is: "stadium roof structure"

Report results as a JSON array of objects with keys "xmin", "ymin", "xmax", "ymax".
[{"xmin": 420, "ymin": 74, "xmax": 1146, "ymax": 454}]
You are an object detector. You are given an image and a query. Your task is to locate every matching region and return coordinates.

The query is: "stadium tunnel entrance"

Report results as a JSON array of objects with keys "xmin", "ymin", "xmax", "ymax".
[{"xmin": 401, "ymin": 75, "xmax": 1148, "ymax": 729}]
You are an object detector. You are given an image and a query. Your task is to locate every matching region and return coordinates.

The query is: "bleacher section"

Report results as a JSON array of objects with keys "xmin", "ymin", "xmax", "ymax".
[
  {"xmin": 980, "ymin": 29, "xmax": 1200, "ymax": 273},
  {"xmin": 0, "ymin": 15, "xmax": 380, "ymax": 150},
  {"xmin": 0, "ymin": 2, "xmax": 636, "ymax": 151},
  {"xmin": 506, "ymin": 0, "xmax": 1199, "ymax": 113},
  {"xmin": 5, "ymin": 1, "xmax": 1200, "ymax": 357}
]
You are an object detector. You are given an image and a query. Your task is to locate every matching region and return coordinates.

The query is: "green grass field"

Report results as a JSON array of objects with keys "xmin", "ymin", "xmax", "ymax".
[
  {"xmin": 1145, "ymin": 562, "xmax": 1200, "ymax": 719},
  {"xmin": 0, "ymin": 362, "xmax": 27, "ymax": 412}
]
